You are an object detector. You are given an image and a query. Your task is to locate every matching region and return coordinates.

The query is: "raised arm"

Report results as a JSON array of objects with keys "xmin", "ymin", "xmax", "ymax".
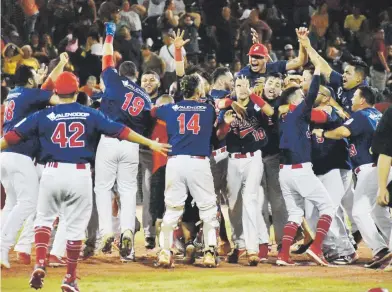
[
  {"xmin": 102, "ymin": 22, "xmax": 116, "ymax": 71},
  {"xmin": 286, "ymin": 27, "xmax": 309, "ymax": 71},
  {"xmin": 304, "ymin": 67, "xmax": 321, "ymax": 112},
  {"xmin": 171, "ymin": 29, "xmax": 189, "ymax": 78}
]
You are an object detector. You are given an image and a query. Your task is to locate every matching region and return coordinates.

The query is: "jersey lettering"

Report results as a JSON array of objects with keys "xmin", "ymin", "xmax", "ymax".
[
  {"xmin": 4, "ymin": 100, "xmax": 15, "ymax": 122},
  {"xmin": 51, "ymin": 122, "xmax": 85, "ymax": 148},
  {"xmin": 252, "ymin": 129, "xmax": 265, "ymax": 141},
  {"xmin": 121, "ymin": 92, "xmax": 145, "ymax": 117},
  {"xmin": 349, "ymin": 144, "xmax": 357, "ymax": 157},
  {"xmin": 177, "ymin": 113, "xmax": 201, "ymax": 135}
]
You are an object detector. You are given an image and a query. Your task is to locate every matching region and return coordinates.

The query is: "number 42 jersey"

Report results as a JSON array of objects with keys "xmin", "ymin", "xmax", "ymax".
[{"xmin": 155, "ymin": 100, "xmax": 216, "ymax": 157}]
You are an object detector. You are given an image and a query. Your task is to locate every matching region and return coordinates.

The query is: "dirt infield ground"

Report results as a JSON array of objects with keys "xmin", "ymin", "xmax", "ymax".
[{"xmin": 2, "ymin": 207, "xmax": 392, "ymax": 292}]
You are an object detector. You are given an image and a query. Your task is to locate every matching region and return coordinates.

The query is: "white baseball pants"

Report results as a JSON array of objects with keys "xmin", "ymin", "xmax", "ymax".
[
  {"xmin": 35, "ymin": 163, "xmax": 92, "ymax": 241},
  {"xmin": 352, "ymin": 164, "xmax": 392, "ymax": 256},
  {"xmin": 210, "ymin": 147, "xmax": 228, "ymax": 203},
  {"xmin": 340, "ymin": 169, "xmax": 358, "ymax": 234},
  {"xmin": 159, "ymin": 156, "xmax": 218, "ymax": 250},
  {"xmin": 226, "ymin": 150, "xmax": 265, "ymax": 253},
  {"xmin": 1, "ymin": 153, "xmax": 39, "ymax": 255},
  {"xmin": 95, "ymin": 136, "xmax": 139, "ymax": 235},
  {"xmin": 279, "ymin": 162, "xmax": 334, "ymax": 225}
]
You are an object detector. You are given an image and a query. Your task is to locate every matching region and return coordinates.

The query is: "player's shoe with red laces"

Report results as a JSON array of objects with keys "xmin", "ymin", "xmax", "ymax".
[
  {"xmin": 276, "ymin": 254, "xmax": 297, "ymax": 266},
  {"xmin": 120, "ymin": 230, "xmax": 136, "ymax": 263},
  {"xmin": 157, "ymin": 249, "xmax": 174, "ymax": 268},
  {"xmin": 332, "ymin": 252, "xmax": 359, "ymax": 265},
  {"xmin": 183, "ymin": 243, "xmax": 196, "ymax": 265},
  {"xmin": 306, "ymin": 245, "xmax": 330, "ymax": 266},
  {"xmin": 203, "ymin": 250, "xmax": 217, "ymax": 268},
  {"xmin": 247, "ymin": 252, "xmax": 259, "ymax": 266},
  {"xmin": 258, "ymin": 243, "xmax": 269, "ymax": 263},
  {"xmin": 226, "ymin": 248, "xmax": 246, "ymax": 264},
  {"xmin": 61, "ymin": 275, "xmax": 80, "ymax": 292},
  {"xmin": 16, "ymin": 252, "xmax": 31, "ymax": 265},
  {"xmin": 29, "ymin": 265, "xmax": 46, "ymax": 289},
  {"xmin": 48, "ymin": 255, "xmax": 67, "ymax": 267}
]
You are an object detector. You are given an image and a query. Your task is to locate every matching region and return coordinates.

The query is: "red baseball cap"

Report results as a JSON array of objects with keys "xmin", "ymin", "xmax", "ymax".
[
  {"xmin": 55, "ymin": 72, "xmax": 79, "ymax": 95},
  {"xmin": 248, "ymin": 44, "xmax": 269, "ymax": 57}
]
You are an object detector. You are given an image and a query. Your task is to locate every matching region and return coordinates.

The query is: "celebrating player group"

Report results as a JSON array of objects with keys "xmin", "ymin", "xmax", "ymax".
[{"xmin": 1, "ymin": 22, "xmax": 392, "ymax": 292}]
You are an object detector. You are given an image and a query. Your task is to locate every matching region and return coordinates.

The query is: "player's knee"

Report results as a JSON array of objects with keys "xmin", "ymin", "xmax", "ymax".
[
  {"xmin": 287, "ymin": 208, "xmax": 304, "ymax": 225},
  {"xmin": 162, "ymin": 204, "xmax": 184, "ymax": 229}
]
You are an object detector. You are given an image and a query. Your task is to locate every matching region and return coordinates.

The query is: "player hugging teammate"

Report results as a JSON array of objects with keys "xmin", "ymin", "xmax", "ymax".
[{"xmin": 1, "ymin": 19, "xmax": 392, "ymax": 292}]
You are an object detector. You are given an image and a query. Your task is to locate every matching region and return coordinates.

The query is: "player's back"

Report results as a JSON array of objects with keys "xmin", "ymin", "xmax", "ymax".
[
  {"xmin": 3, "ymin": 87, "xmax": 52, "ymax": 157},
  {"xmin": 30, "ymin": 103, "xmax": 121, "ymax": 164},
  {"xmin": 156, "ymin": 100, "xmax": 215, "ymax": 157},
  {"xmin": 100, "ymin": 67, "xmax": 152, "ymax": 135}
]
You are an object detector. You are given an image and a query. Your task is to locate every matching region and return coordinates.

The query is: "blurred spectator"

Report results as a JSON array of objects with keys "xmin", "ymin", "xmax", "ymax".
[
  {"xmin": 182, "ymin": 14, "xmax": 200, "ymax": 64},
  {"xmin": 215, "ymin": 7, "xmax": 239, "ymax": 65},
  {"xmin": 159, "ymin": 31, "xmax": 186, "ymax": 90},
  {"xmin": 344, "ymin": 6, "xmax": 366, "ymax": 34},
  {"xmin": 79, "ymin": 75, "xmax": 101, "ymax": 97},
  {"xmin": 387, "ymin": 45, "xmax": 392, "ymax": 70},
  {"xmin": 353, "ymin": 20, "xmax": 372, "ymax": 63},
  {"xmin": 17, "ymin": 45, "xmax": 40, "ymax": 71},
  {"xmin": 2, "ymin": 44, "xmax": 24, "ymax": 76},
  {"xmin": 98, "ymin": 0, "xmax": 118, "ymax": 22},
  {"xmin": 173, "ymin": 0, "xmax": 185, "ymax": 16},
  {"xmin": 309, "ymin": 2, "xmax": 329, "ymax": 52},
  {"xmin": 232, "ymin": 58, "xmax": 242, "ymax": 75},
  {"xmin": 293, "ymin": 0, "xmax": 312, "ymax": 26},
  {"xmin": 116, "ymin": 26, "xmax": 142, "ymax": 69},
  {"xmin": 265, "ymin": 42, "xmax": 278, "ymax": 62},
  {"xmin": 78, "ymin": 30, "xmax": 103, "ymax": 85},
  {"xmin": 239, "ymin": 9, "xmax": 272, "ymax": 64},
  {"xmin": 204, "ymin": 53, "xmax": 218, "ymax": 75},
  {"xmin": 42, "ymin": 34, "xmax": 58, "ymax": 61},
  {"xmin": 20, "ymin": 0, "xmax": 39, "ymax": 40},
  {"xmin": 371, "ymin": 28, "xmax": 390, "ymax": 91},
  {"xmin": 30, "ymin": 32, "xmax": 48, "ymax": 63},
  {"xmin": 381, "ymin": 10, "xmax": 392, "ymax": 46},
  {"xmin": 75, "ymin": 0, "xmax": 97, "ymax": 23},
  {"xmin": 141, "ymin": 44, "xmax": 166, "ymax": 78},
  {"xmin": 282, "ymin": 44, "xmax": 296, "ymax": 61},
  {"xmin": 120, "ymin": 0, "xmax": 145, "ymax": 42},
  {"xmin": 262, "ymin": 0, "xmax": 285, "ymax": 31},
  {"xmin": 48, "ymin": 0, "xmax": 76, "ymax": 44},
  {"xmin": 147, "ymin": 0, "xmax": 165, "ymax": 18},
  {"xmin": 158, "ymin": 0, "xmax": 179, "ymax": 30}
]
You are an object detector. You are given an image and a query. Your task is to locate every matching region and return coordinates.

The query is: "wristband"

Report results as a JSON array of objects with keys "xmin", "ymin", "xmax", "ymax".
[
  {"xmin": 105, "ymin": 35, "xmax": 113, "ymax": 44},
  {"xmin": 174, "ymin": 47, "xmax": 182, "ymax": 62}
]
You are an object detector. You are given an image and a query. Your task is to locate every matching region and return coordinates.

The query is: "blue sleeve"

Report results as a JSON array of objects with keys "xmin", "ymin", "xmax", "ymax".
[
  {"xmin": 37, "ymin": 89, "xmax": 53, "ymax": 104},
  {"xmin": 102, "ymin": 67, "xmax": 122, "ymax": 89},
  {"xmin": 217, "ymin": 110, "xmax": 227, "ymax": 124},
  {"xmin": 94, "ymin": 110, "xmax": 126, "ymax": 136},
  {"xmin": 156, "ymin": 105, "xmax": 169, "ymax": 121},
  {"xmin": 329, "ymin": 71, "xmax": 343, "ymax": 88},
  {"xmin": 304, "ymin": 75, "xmax": 320, "ymax": 113},
  {"xmin": 13, "ymin": 111, "xmax": 40, "ymax": 138},
  {"xmin": 266, "ymin": 61, "xmax": 287, "ymax": 74},
  {"xmin": 343, "ymin": 112, "xmax": 364, "ymax": 137}
]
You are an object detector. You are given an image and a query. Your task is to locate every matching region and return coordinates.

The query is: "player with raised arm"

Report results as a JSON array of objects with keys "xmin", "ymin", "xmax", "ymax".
[
  {"xmin": 94, "ymin": 22, "xmax": 153, "ymax": 262},
  {"xmin": 0, "ymin": 71, "xmax": 170, "ymax": 291},
  {"xmin": 312, "ymin": 86, "xmax": 392, "ymax": 269},
  {"xmin": 0, "ymin": 53, "xmax": 68, "ymax": 269}
]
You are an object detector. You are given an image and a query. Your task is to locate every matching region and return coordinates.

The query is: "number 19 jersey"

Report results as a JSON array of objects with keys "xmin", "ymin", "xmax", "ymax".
[{"xmin": 155, "ymin": 100, "xmax": 216, "ymax": 157}]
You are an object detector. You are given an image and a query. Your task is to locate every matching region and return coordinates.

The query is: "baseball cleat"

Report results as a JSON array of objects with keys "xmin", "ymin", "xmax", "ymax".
[
  {"xmin": 258, "ymin": 243, "xmax": 269, "ymax": 263},
  {"xmin": 247, "ymin": 252, "xmax": 259, "ymax": 266},
  {"xmin": 79, "ymin": 244, "xmax": 95, "ymax": 261},
  {"xmin": 364, "ymin": 248, "xmax": 392, "ymax": 269},
  {"xmin": 306, "ymin": 246, "xmax": 330, "ymax": 267},
  {"xmin": 120, "ymin": 230, "xmax": 136, "ymax": 262},
  {"xmin": 61, "ymin": 277, "xmax": 80, "ymax": 292},
  {"xmin": 29, "ymin": 265, "xmax": 46, "ymax": 290},
  {"xmin": 217, "ymin": 240, "xmax": 231, "ymax": 256},
  {"xmin": 157, "ymin": 249, "xmax": 174, "ymax": 268},
  {"xmin": 48, "ymin": 255, "xmax": 67, "ymax": 267},
  {"xmin": 184, "ymin": 243, "xmax": 196, "ymax": 265},
  {"xmin": 100, "ymin": 234, "xmax": 115, "ymax": 254},
  {"xmin": 226, "ymin": 248, "xmax": 246, "ymax": 264},
  {"xmin": 203, "ymin": 250, "xmax": 217, "ymax": 268},
  {"xmin": 332, "ymin": 252, "xmax": 359, "ymax": 265},
  {"xmin": 276, "ymin": 254, "xmax": 297, "ymax": 266},
  {"xmin": 145, "ymin": 237, "xmax": 156, "ymax": 250},
  {"xmin": 17, "ymin": 252, "xmax": 32, "ymax": 265}
]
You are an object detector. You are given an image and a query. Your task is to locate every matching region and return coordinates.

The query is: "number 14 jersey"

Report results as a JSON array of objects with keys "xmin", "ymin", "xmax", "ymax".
[{"xmin": 155, "ymin": 100, "xmax": 216, "ymax": 157}]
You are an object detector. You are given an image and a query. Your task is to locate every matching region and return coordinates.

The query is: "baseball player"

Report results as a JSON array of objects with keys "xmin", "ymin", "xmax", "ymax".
[
  {"xmin": 140, "ymin": 70, "xmax": 161, "ymax": 250},
  {"xmin": 217, "ymin": 75, "xmax": 274, "ymax": 266},
  {"xmin": 0, "ymin": 71, "xmax": 170, "ymax": 291},
  {"xmin": 312, "ymin": 86, "xmax": 392, "ymax": 269},
  {"xmin": 237, "ymin": 28, "xmax": 308, "ymax": 86},
  {"xmin": 277, "ymin": 64, "xmax": 335, "ymax": 267},
  {"xmin": 306, "ymin": 84, "xmax": 357, "ymax": 264},
  {"xmin": 0, "ymin": 55, "xmax": 68, "ymax": 269},
  {"xmin": 259, "ymin": 73, "xmax": 287, "ymax": 254},
  {"xmin": 152, "ymin": 74, "xmax": 219, "ymax": 268},
  {"xmin": 94, "ymin": 22, "xmax": 153, "ymax": 262}
]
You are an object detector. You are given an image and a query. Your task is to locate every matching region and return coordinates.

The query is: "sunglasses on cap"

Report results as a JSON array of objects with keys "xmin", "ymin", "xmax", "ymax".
[{"xmin": 250, "ymin": 55, "xmax": 265, "ymax": 60}]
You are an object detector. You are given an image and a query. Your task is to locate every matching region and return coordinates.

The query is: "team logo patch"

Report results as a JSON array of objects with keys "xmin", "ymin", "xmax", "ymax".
[
  {"xmin": 172, "ymin": 105, "xmax": 207, "ymax": 112},
  {"xmin": 344, "ymin": 118, "xmax": 353, "ymax": 126},
  {"xmin": 47, "ymin": 112, "xmax": 90, "ymax": 121}
]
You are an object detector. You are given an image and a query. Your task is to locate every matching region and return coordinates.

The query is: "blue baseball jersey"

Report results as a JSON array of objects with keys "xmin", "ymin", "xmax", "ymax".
[
  {"xmin": 13, "ymin": 103, "xmax": 126, "ymax": 164},
  {"xmin": 210, "ymin": 89, "xmax": 230, "ymax": 150},
  {"xmin": 220, "ymin": 99, "xmax": 268, "ymax": 154},
  {"xmin": 279, "ymin": 75, "xmax": 320, "ymax": 164},
  {"xmin": 343, "ymin": 107, "xmax": 382, "ymax": 168},
  {"xmin": 156, "ymin": 100, "xmax": 216, "ymax": 157},
  {"xmin": 237, "ymin": 61, "xmax": 287, "ymax": 86},
  {"xmin": 329, "ymin": 71, "xmax": 368, "ymax": 114},
  {"xmin": 101, "ymin": 67, "xmax": 152, "ymax": 135},
  {"xmin": 3, "ymin": 87, "xmax": 53, "ymax": 158},
  {"xmin": 311, "ymin": 107, "xmax": 351, "ymax": 175},
  {"xmin": 260, "ymin": 97, "xmax": 280, "ymax": 157}
]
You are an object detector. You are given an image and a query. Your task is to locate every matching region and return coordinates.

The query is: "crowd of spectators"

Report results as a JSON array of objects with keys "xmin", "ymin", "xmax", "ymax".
[{"xmin": 1, "ymin": 0, "xmax": 392, "ymax": 98}]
